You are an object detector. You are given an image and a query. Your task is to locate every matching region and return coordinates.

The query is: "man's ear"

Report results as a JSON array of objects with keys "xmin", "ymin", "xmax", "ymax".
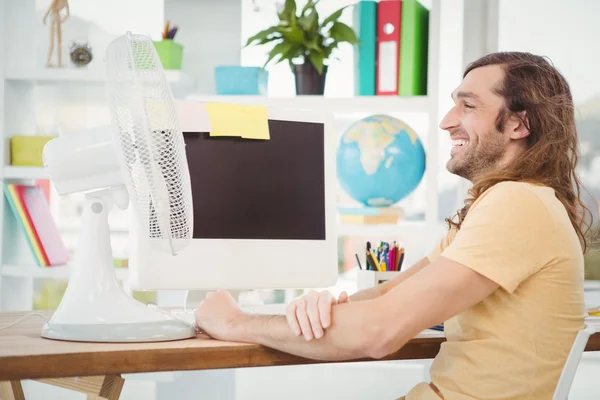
[{"xmin": 508, "ymin": 111, "xmax": 530, "ymax": 140}]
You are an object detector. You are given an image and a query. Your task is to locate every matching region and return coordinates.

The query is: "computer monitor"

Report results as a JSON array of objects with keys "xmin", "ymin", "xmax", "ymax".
[{"xmin": 128, "ymin": 101, "xmax": 338, "ymax": 291}]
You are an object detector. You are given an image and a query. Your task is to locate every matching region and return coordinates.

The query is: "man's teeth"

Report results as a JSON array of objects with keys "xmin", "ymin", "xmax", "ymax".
[{"xmin": 452, "ymin": 139, "xmax": 469, "ymax": 147}]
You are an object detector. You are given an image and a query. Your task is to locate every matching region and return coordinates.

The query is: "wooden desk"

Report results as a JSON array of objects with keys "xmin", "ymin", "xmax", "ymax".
[
  {"xmin": 0, "ymin": 311, "xmax": 445, "ymax": 399},
  {"xmin": 2, "ymin": 311, "xmax": 600, "ymax": 399}
]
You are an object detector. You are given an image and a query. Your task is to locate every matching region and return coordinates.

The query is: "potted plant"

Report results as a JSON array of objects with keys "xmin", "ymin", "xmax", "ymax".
[{"xmin": 245, "ymin": 0, "xmax": 358, "ymax": 95}]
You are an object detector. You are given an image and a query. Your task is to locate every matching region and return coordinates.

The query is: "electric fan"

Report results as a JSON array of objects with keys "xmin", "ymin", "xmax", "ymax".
[{"xmin": 40, "ymin": 32, "xmax": 196, "ymax": 342}]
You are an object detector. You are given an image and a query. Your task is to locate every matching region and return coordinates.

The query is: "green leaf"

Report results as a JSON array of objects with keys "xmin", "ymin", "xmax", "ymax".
[
  {"xmin": 308, "ymin": 51, "xmax": 325, "ymax": 75},
  {"xmin": 321, "ymin": 6, "xmax": 348, "ymax": 28},
  {"xmin": 300, "ymin": 0, "xmax": 314, "ymax": 17},
  {"xmin": 245, "ymin": 26, "xmax": 282, "ymax": 47},
  {"xmin": 305, "ymin": 32, "xmax": 326, "ymax": 53},
  {"xmin": 329, "ymin": 21, "xmax": 358, "ymax": 45},
  {"xmin": 300, "ymin": 0, "xmax": 321, "ymax": 18},
  {"xmin": 280, "ymin": 25, "xmax": 305, "ymax": 44},
  {"xmin": 280, "ymin": 44, "xmax": 303, "ymax": 64},
  {"xmin": 298, "ymin": 8, "xmax": 319, "ymax": 35},
  {"xmin": 278, "ymin": 0, "xmax": 297, "ymax": 23},
  {"xmin": 256, "ymin": 35, "xmax": 280, "ymax": 46},
  {"xmin": 306, "ymin": 36, "xmax": 323, "ymax": 53},
  {"xmin": 264, "ymin": 40, "xmax": 293, "ymax": 67}
]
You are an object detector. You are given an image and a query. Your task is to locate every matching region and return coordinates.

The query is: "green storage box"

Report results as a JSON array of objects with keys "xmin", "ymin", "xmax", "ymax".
[
  {"xmin": 153, "ymin": 39, "xmax": 183, "ymax": 70},
  {"xmin": 11, "ymin": 136, "xmax": 55, "ymax": 166}
]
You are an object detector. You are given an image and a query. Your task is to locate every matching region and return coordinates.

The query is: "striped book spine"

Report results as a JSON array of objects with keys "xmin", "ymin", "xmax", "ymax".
[{"xmin": 3, "ymin": 184, "xmax": 48, "ymax": 266}]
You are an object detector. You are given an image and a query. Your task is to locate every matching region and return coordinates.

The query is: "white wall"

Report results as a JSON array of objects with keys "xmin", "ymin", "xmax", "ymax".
[
  {"xmin": 165, "ymin": 0, "xmax": 242, "ymax": 95},
  {"xmin": 498, "ymin": 0, "xmax": 600, "ymax": 106}
]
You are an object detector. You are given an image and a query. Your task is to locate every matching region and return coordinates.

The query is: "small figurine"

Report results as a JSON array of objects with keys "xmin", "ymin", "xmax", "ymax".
[{"xmin": 43, "ymin": 0, "xmax": 70, "ymax": 68}]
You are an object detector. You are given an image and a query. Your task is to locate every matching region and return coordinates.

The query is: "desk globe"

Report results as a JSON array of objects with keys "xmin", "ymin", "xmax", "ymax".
[{"xmin": 336, "ymin": 114, "xmax": 426, "ymax": 207}]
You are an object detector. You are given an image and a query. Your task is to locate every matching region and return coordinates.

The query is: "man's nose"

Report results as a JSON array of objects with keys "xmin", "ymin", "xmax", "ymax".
[{"xmin": 439, "ymin": 108, "xmax": 459, "ymax": 131}]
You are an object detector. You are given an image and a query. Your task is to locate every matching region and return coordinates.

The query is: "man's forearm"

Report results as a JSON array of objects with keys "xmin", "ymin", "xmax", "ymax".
[
  {"xmin": 349, "ymin": 286, "xmax": 382, "ymax": 301},
  {"xmin": 232, "ymin": 302, "xmax": 377, "ymax": 361}
]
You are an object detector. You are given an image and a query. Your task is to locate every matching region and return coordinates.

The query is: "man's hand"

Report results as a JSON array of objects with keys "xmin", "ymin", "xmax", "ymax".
[
  {"xmin": 194, "ymin": 289, "xmax": 247, "ymax": 341},
  {"xmin": 286, "ymin": 290, "xmax": 349, "ymax": 341}
]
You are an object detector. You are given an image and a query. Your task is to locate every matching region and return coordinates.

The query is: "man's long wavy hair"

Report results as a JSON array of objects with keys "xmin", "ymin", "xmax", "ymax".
[{"xmin": 446, "ymin": 52, "xmax": 594, "ymax": 254}]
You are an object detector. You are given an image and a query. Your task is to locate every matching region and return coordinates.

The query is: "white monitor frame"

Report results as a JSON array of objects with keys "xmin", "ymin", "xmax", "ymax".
[{"xmin": 128, "ymin": 103, "xmax": 338, "ymax": 290}]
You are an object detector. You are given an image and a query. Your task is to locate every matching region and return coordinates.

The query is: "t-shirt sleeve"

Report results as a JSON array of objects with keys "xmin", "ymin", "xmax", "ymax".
[
  {"xmin": 440, "ymin": 182, "xmax": 555, "ymax": 293},
  {"xmin": 427, "ymin": 228, "xmax": 456, "ymax": 262}
]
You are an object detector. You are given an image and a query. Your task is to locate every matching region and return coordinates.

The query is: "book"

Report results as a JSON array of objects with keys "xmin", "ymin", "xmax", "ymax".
[
  {"xmin": 3, "ymin": 183, "xmax": 69, "ymax": 267},
  {"xmin": 399, "ymin": 0, "xmax": 430, "ymax": 96},
  {"xmin": 376, "ymin": 0, "xmax": 402, "ymax": 95},
  {"xmin": 19, "ymin": 184, "xmax": 69, "ymax": 266},
  {"xmin": 4, "ymin": 184, "xmax": 47, "ymax": 266},
  {"xmin": 353, "ymin": 1, "xmax": 377, "ymax": 96}
]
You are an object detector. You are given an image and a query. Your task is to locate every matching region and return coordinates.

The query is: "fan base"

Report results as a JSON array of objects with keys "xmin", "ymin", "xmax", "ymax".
[
  {"xmin": 41, "ymin": 320, "xmax": 195, "ymax": 343},
  {"xmin": 40, "ymin": 189, "xmax": 196, "ymax": 343}
]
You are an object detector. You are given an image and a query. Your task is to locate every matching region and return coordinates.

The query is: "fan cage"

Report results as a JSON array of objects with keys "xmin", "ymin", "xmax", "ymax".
[{"xmin": 105, "ymin": 32, "xmax": 193, "ymax": 254}]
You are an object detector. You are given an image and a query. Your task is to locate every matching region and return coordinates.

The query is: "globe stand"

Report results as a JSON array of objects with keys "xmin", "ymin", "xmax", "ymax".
[{"xmin": 337, "ymin": 206, "xmax": 404, "ymax": 225}]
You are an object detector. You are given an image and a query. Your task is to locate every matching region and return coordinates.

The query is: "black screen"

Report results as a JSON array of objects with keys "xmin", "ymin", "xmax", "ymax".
[{"xmin": 183, "ymin": 119, "xmax": 326, "ymax": 240}]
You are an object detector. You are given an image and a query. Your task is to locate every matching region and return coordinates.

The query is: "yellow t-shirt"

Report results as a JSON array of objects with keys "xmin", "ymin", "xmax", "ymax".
[{"xmin": 406, "ymin": 181, "xmax": 585, "ymax": 400}]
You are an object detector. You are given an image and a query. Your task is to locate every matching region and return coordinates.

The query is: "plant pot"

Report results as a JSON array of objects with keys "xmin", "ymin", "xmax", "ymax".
[{"xmin": 293, "ymin": 63, "xmax": 328, "ymax": 95}]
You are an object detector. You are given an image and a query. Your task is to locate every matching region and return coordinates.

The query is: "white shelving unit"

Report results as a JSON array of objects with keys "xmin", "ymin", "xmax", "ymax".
[
  {"xmin": 186, "ymin": 95, "xmax": 430, "ymax": 115},
  {"xmin": 189, "ymin": 0, "xmax": 445, "ymax": 253},
  {"xmin": 336, "ymin": 220, "xmax": 434, "ymax": 238},
  {"xmin": 5, "ymin": 66, "xmax": 106, "ymax": 82},
  {"xmin": 5, "ymin": 66, "xmax": 194, "ymax": 88},
  {"xmin": 2, "ymin": 264, "xmax": 128, "ymax": 280},
  {"xmin": 3, "ymin": 166, "xmax": 47, "ymax": 180},
  {"xmin": 0, "ymin": 0, "xmax": 169, "ymax": 311},
  {"xmin": 0, "ymin": 0, "xmax": 445, "ymax": 311}
]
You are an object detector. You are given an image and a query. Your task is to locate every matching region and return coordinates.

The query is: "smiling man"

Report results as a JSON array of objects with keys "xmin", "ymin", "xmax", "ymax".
[{"xmin": 194, "ymin": 52, "xmax": 591, "ymax": 400}]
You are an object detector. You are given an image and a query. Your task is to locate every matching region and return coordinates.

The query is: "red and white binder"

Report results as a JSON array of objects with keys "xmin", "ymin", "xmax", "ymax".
[{"xmin": 376, "ymin": 0, "xmax": 402, "ymax": 95}]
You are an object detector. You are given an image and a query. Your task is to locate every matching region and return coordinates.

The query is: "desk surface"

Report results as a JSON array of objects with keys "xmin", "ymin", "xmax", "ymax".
[
  {"xmin": 0, "ymin": 311, "xmax": 445, "ymax": 381},
  {"xmin": 2, "ymin": 311, "xmax": 600, "ymax": 381}
]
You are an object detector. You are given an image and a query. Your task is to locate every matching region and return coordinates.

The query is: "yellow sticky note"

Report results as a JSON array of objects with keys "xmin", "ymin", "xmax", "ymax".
[{"xmin": 205, "ymin": 103, "xmax": 270, "ymax": 140}]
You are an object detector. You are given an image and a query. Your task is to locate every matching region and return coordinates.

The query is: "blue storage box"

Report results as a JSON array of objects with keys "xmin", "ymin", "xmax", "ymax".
[{"xmin": 214, "ymin": 66, "xmax": 268, "ymax": 95}]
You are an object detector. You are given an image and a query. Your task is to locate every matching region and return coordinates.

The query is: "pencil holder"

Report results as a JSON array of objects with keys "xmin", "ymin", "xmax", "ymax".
[
  {"xmin": 153, "ymin": 39, "xmax": 183, "ymax": 70},
  {"xmin": 357, "ymin": 270, "xmax": 402, "ymax": 291}
]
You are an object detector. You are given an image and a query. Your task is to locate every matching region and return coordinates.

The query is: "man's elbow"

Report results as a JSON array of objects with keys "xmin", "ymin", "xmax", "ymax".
[
  {"xmin": 364, "ymin": 340, "xmax": 396, "ymax": 360},
  {"xmin": 360, "ymin": 324, "xmax": 403, "ymax": 360}
]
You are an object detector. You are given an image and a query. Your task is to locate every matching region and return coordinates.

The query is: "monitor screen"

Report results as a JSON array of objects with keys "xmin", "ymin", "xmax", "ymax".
[{"xmin": 183, "ymin": 119, "xmax": 326, "ymax": 241}]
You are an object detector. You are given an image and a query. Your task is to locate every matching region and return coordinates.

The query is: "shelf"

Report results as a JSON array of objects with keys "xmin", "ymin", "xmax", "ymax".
[
  {"xmin": 59, "ymin": 224, "xmax": 129, "ymax": 234},
  {"xmin": 1, "ymin": 264, "xmax": 129, "ymax": 280},
  {"xmin": 185, "ymin": 95, "xmax": 430, "ymax": 115},
  {"xmin": 5, "ymin": 67, "xmax": 106, "ymax": 82},
  {"xmin": 4, "ymin": 68, "xmax": 193, "ymax": 87},
  {"xmin": 3, "ymin": 166, "xmax": 47, "ymax": 180},
  {"xmin": 336, "ymin": 220, "xmax": 432, "ymax": 237}
]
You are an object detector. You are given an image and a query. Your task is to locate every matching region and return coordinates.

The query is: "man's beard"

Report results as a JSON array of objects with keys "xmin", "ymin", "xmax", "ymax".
[{"xmin": 447, "ymin": 130, "xmax": 505, "ymax": 181}]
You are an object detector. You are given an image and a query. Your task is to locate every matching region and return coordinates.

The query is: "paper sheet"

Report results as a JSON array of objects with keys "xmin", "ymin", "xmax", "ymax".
[
  {"xmin": 175, "ymin": 100, "xmax": 212, "ymax": 133},
  {"xmin": 205, "ymin": 103, "xmax": 270, "ymax": 140}
]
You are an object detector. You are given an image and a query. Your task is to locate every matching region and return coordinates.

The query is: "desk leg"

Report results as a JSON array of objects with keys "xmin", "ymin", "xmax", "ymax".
[
  {"xmin": 35, "ymin": 375, "xmax": 125, "ymax": 400},
  {"xmin": 0, "ymin": 381, "xmax": 25, "ymax": 400}
]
